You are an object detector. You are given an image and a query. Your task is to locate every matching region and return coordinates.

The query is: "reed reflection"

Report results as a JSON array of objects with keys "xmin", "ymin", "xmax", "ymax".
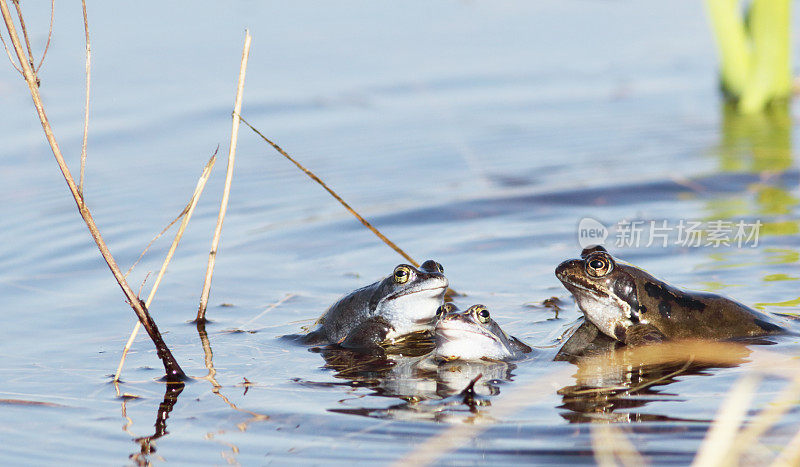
[{"xmin": 127, "ymin": 382, "xmax": 185, "ymax": 466}]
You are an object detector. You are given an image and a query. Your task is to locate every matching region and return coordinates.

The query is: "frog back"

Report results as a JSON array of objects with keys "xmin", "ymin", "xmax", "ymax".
[
  {"xmin": 635, "ymin": 277, "xmax": 786, "ymax": 339},
  {"xmin": 316, "ymin": 281, "xmax": 384, "ymax": 343}
]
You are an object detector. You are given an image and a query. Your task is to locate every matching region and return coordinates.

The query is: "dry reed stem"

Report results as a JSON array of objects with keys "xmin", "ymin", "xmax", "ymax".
[
  {"xmin": 197, "ymin": 30, "xmax": 251, "ymax": 322},
  {"xmin": 79, "ymin": 0, "xmax": 89, "ymax": 196},
  {"xmin": 124, "ymin": 209, "xmax": 185, "ymax": 278},
  {"xmin": 237, "ymin": 293, "xmax": 295, "ymax": 330},
  {"xmin": 10, "ymin": 0, "xmax": 32, "ymax": 69},
  {"xmin": 34, "ymin": 0, "xmax": 53, "ymax": 72},
  {"xmin": 238, "ymin": 114, "xmax": 420, "ymax": 268},
  {"xmin": 591, "ymin": 423, "xmax": 646, "ymax": 467},
  {"xmin": 114, "ymin": 153, "xmax": 217, "ymax": 382},
  {"xmin": 773, "ymin": 425, "xmax": 800, "ymax": 467},
  {"xmin": 692, "ymin": 374, "xmax": 760, "ymax": 466},
  {"xmin": 732, "ymin": 376, "xmax": 800, "ymax": 460},
  {"xmin": 0, "ymin": 0, "xmax": 185, "ymax": 381},
  {"xmin": 0, "ymin": 23, "xmax": 21, "ymax": 73},
  {"xmin": 123, "ymin": 148, "xmax": 216, "ymax": 277}
]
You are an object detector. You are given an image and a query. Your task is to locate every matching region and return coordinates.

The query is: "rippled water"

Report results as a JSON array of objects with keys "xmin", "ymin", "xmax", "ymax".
[{"xmin": 1, "ymin": 1, "xmax": 799, "ymax": 465}]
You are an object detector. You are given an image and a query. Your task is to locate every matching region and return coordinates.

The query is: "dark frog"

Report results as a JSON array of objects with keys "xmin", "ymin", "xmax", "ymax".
[
  {"xmin": 555, "ymin": 245, "xmax": 789, "ymax": 344},
  {"xmin": 433, "ymin": 304, "xmax": 532, "ymax": 361},
  {"xmin": 303, "ymin": 260, "xmax": 448, "ymax": 350}
]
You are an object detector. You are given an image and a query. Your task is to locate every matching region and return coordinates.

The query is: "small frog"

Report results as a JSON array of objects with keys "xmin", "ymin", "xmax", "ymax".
[
  {"xmin": 433, "ymin": 304, "xmax": 532, "ymax": 361},
  {"xmin": 555, "ymin": 245, "xmax": 789, "ymax": 344},
  {"xmin": 303, "ymin": 260, "xmax": 448, "ymax": 349}
]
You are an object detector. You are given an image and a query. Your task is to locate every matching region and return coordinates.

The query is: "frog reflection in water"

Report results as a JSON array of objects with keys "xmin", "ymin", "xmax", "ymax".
[
  {"xmin": 555, "ymin": 245, "xmax": 789, "ymax": 345},
  {"xmin": 558, "ymin": 341, "xmax": 752, "ymax": 423},
  {"xmin": 301, "ymin": 303, "xmax": 529, "ymax": 422},
  {"xmin": 303, "ymin": 260, "xmax": 448, "ymax": 349},
  {"xmin": 433, "ymin": 304, "xmax": 532, "ymax": 361}
]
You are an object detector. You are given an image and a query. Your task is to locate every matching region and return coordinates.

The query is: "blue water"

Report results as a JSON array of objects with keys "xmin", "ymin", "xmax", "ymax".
[{"xmin": 1, "ymin": 1, "xmax": 799, "ymax": 464}]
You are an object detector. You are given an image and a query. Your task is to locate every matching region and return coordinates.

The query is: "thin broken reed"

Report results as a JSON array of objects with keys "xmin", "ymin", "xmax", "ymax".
[
  {"xmin": 237, "ymin": 293, "xmax": 295, "ymax": 330},
  {"xmin": 237, "ymin": 114, "xmax": 419, "ymax": 268},
  {"xmin": 124, "ymin": 207, "xmax": 188, "ymax": 278},
  {"xmin": 10, "ymin": 0, "xmax": 32, "ymax": 69},
  {"xmin": 197, "ymin": 30, "xmax": 251, "ymax": 323},
  {"xmin": 79, "ymin": 0, "xmax": 89, "ymax": 196},
  {"xmin": 0, "ymin": 0, "xmax": 185, "ymax": 381},
  {"xmin": 0, "ymin": 0, "xmax": 52, "ymax": 75},
  {"xmin": 114, "ymin": 153, "xmax": 217, "ymax": 383},
  {"xmin": 34, "ymin": 0, "xmax": 53, "ymax": 72}
]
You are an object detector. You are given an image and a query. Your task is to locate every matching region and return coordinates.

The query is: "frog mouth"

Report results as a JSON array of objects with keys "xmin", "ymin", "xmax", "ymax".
[
  {"xmin": 386, "ymin": 284, "xmax": 447, "ymax": 301},
  {"xmin": 435, "ymin": 322, "xmax": 499, "ymax": 343},
  {"xmin": 558, "ymin": 275, "xmax": 609, "ymax": 299},
  {"xmin": 559, "ymin": 275, "xmax": 636, "ymax": 323}
]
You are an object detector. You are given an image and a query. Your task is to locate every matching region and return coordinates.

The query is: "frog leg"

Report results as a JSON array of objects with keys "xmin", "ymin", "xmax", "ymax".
[
  {"xmin": 339, "ymin": 318, "xmax": 392, "ymax": 350},
  {"xmin": 509, "ymin": 337, "xmax": 532, "ymax": 355},
  {"xmin": 624, "ymin": 323, "xmax": 667, "ymax": 346},
  {"xmin": 297, "ymin": 329, "xmax": 328, "ymax": 345}
]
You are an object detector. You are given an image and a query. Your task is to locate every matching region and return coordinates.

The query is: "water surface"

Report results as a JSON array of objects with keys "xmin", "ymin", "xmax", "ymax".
[{"xmin": 1, "ymin": 1, "xmax": 799, "ymax": 464}]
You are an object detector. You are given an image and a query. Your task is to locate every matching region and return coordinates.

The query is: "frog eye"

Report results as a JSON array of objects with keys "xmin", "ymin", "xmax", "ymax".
[
  {"xmin": 393, "ymin": 266, "xmax": 412, "ymax": 284},
  {"xmin": 474, "ymin": 306, "xmax": 491, "ymax": 324},
  {"xmin": 437, "ymin": 303, "xmax": 455, "ymax": 316},
  {"xmin": 586, "ymin": 255, "xmax": 613, "ymax": 277},
  {"xmin": 421, "ymin": 260, "xmax": 445, "ymax": 274}
]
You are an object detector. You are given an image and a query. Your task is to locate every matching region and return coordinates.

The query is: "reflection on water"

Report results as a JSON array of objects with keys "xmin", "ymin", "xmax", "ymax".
[
  {"xmin": 702, "ymin": 101, "xmax": 800, "ymax": 314},
  {"xmin": 4, "ymin": 1, "xmax": 800, "ymax": 463},
  {"xmin": 296, "ymin": 340, "xmax": 521, "ymax": 423},
  {"xmin": 551, "ymin": 319, "xmax": 793, "ymax": 425},
  {"xmin": 126, "ymin": 382, "xmax": 185, "ymax": 466},
  {"xmin": 558, "ymin": 342, "xmax": 749, "ymax": 424},
  {"xmin": 717, "ymin": 103, "xmax": 793, "ymax": 173},
  {"xmin": 707, "ymin": 102, "xmax": 799, "ymax": 236}
]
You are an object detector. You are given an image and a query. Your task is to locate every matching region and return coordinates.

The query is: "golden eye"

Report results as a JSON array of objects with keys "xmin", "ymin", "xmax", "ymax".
[
  {"xmin": 393, "ymin": 266, "xmax": 411, "ymax": 284},
  {"xmin": 436, "ymin": 303, "xmax": 455, "ymax": 316},
  {"xmin": 586, "ymin": 255, "xmax": 613, "ymax": 277},
  {"xmin": 475, "ymin": 306, "xmax": 491, "ymax": 324}
]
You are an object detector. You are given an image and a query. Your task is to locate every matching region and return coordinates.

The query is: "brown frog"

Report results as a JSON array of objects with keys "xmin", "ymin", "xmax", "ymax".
[{"xmin": 555, "ymin": 245, "xmax": 789, "ymax": 344}]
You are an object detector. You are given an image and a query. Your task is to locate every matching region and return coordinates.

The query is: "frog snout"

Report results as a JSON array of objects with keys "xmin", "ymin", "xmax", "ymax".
[{"xmin": 555, "ymin": 259, "xmax": 581, "ymax": 278}]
